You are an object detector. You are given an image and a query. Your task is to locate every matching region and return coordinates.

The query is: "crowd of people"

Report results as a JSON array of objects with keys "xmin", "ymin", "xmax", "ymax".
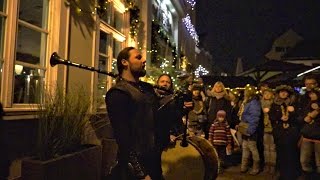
[
  {"xmin": 186, "ymin": 74, "xmax": 320, "ymax": 180},
  {"xmin": 106, "ymin": 47, "xmax": 320, "ymax": 180}
]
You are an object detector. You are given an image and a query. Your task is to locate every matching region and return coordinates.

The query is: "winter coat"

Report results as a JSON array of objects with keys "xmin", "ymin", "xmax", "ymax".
[{"xmin": 240, "ymin": 97, "xmax": 261, "ymax": 136}]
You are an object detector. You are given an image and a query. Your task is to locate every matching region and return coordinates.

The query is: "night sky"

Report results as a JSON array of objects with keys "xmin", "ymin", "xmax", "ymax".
[{"xmin": 196, "ymin": 0, "xmax": 320, "ymax": 73}]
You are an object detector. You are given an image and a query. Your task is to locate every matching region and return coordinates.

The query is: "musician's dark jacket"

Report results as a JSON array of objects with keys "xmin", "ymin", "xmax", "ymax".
[
  {"xmin": 106, "ymin": 79, "xmax": 161, "ymax": 180},
  {"xmin": 155, "ymin": 89, "xmax": 184, "ymax": 150}
]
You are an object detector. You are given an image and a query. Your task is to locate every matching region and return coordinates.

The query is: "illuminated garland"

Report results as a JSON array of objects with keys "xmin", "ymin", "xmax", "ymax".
[
  {"xmin": 182, "ymin": 14, "xmax": 199, "ymax": 45},
  {"xmin": 151, "ymin": 20, "xmax": 177, "ymax": 67},
  {"xmin": 125, "ymin": 0, "xmax": 141, "ymax": 39},
  {"xmin": 68, "ymin": 0, "xmax": 110, "ymax": 16}
]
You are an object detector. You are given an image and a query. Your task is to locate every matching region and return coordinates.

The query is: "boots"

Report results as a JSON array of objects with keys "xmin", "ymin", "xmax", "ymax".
[
  {"xmin": 240, "ymin": 161, "xmax": 248, "ymax": 173},
  {"xmin": 263, "ymin": 164, "xmax": 270, "ymax": 173},
  {"xmin": 269, "ymin": 165, "xmax": 275, "ymax": 174},
  {"xmin": 249, "ymin": 161, "xmax": 260, "ymax": 175}
]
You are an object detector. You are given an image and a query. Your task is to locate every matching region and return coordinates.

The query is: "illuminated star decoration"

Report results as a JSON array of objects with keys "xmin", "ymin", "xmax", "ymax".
[
  {"xmin": 195, "ymin": 65, "xmax": 209, "ymax": 77},
  {"xmin": 186, "ymin": 0, "xmax": 196, "ymax": 9}
]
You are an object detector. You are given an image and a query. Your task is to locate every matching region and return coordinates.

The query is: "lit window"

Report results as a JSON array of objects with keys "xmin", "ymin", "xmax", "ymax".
[
  {"xmin": 97, "ymin": 31, "xmax": 110, "ymax": 109},
  {"xmin": 13, "ymin": 0, "xmax": 48, "ymax": 104}
]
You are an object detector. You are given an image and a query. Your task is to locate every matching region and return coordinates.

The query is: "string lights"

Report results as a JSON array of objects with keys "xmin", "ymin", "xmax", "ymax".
[
  {"xmin": 182, "ymin": 14, "xmax": 199, "ymax": 46},
  {"xmin": 195, "ymin": 65, "xmax": 209, "ymax": 77},
  {"xmin": 186, "ymin": 0, "xmax": 196, "ymax": 9},
  {"xmin": 69, "ymin": 0, "xmax": 110, "ymax": 16},
  {"xmin": 125, "ymin": 0, "xmax": 141, "ymax": 39}
]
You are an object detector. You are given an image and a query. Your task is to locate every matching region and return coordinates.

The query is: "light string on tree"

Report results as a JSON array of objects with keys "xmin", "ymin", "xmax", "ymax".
[
  {"xmin": 125, "ymin": 0, "xmax": 141, "ymax": 39},
  {"xmin": 151, "ymin": 19, "xmax": 178, "ymax": 67},
  {"xmin": 182, "ymin": 14, "xmax": 199, "ymax": 46}
]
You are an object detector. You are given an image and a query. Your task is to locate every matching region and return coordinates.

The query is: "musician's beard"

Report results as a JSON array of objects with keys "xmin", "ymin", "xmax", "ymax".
[{"xmin": 132, "ymin": 69, "xmax": 146, "ymax": 78}]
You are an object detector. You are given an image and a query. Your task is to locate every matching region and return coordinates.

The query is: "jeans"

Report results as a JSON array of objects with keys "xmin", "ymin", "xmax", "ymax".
[
  {"xmin": 300, "ymin": 139, "xmax": 320, "ymax": 173},
  {"xmin": 263, "ymin": 133, "xmax": 276, "ymax": 166},
  {"xmin": 241, "ymin": 139, "xmax": 260, "ymax": 169}
]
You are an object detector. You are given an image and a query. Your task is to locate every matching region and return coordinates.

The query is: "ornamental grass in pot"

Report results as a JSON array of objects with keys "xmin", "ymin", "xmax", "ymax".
[{"xmin": 21, "ymin": 86, "xmax": 102, "ymax": 180}]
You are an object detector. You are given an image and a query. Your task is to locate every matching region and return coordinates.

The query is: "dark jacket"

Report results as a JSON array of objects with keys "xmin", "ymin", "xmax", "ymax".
[
  {"xmin": 106, "ymin": 80, "xmax": 160, "ymax": 179},
  {"xmin": 206, "ymin": 95, "xmax": 231, "ymax": 125},
  {"xmin": 300, "ymin": 100, "xmax": 320, "ymax": 139},
  {"xmin": 155, "ymin": 91, "xmax": 184, "ymax": 150}
]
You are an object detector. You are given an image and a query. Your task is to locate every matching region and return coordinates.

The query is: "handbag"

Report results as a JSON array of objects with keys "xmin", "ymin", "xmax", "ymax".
[{"xmin": 238, "ymin": 121, "xmax": 249, "ymax": 136}]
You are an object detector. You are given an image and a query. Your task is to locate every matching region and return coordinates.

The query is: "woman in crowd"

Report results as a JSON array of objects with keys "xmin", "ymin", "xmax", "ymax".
[
  {"xmin": 238, "ymin": 85, "xmax": 261, "ymax": 175},
  {"xmin": 206, "ymin": 81, "xmax": 231, "ymax": 139},
  {"xmin": 269, "ymin": 85, "xmax": 301, "ymax": 180}
]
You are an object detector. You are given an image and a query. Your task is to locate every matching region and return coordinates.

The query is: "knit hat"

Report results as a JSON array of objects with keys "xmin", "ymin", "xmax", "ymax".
[
  {"xmin": 217, "ymin": 110, "xmax": 226, "ymax": 117},
  {"xmin": 275, "ymin": 85, "xmax": 294, "ymax": 94},
  {"xmin": 262, "ymin": 88, "xmax": 274, "ymax": 95}
]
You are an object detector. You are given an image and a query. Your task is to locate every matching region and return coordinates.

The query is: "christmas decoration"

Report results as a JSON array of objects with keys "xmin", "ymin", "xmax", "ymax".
[
  {"xmin": 125, "ymin": 0, "xmax": 141, "ymax": 39},
  {"xmin": 182, "ymin": 14, "xmax": 199, "ymax": 45}
]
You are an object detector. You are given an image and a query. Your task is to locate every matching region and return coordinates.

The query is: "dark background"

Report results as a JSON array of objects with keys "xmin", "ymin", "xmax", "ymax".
[{"xmin": 196, "ymin": 0, "xmax": 320, "ymax": 73}]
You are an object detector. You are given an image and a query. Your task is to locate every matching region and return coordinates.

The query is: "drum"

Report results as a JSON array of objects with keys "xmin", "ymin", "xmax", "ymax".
[{"xmin": 161, "ymin": 136, "xmax": 219, "ymax": 180}]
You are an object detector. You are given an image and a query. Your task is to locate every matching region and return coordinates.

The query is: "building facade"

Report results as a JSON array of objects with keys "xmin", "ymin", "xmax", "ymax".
[{"xmin": 0, "ymin": 0, "xmax": 197, "ymax": 178}]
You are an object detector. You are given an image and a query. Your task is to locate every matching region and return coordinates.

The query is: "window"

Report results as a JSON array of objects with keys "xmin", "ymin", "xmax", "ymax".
[
  {"xmin": 97, "ymin": 0, "xmax": 125, "ymax": 110},
  {"xmin": 13, "ymin": 0, "xmax": 48, "ymax": 104},
  {"xmin": 99, "ymin": 1, "xmax": 112, "ymax": 24},
  {"xmin": 97, "ymin": 31, "xmax": 110, "ymax": 109},
  {"xmin": 113, "ymin": 10, "xmax": 123, "ymax": 33},
  {"xmin": 99, "ymin": 0, "xmax": 125, "ymax": 33}
]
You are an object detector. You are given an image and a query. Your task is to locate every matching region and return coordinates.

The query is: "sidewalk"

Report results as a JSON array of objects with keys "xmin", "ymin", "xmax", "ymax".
[
  {"xmin": 216, "ymin": 150, "xmax": 274, "ymax": 180},
  {"xmin": 217, "ymin": 164, "xmax": 274, "ymax": 180}
]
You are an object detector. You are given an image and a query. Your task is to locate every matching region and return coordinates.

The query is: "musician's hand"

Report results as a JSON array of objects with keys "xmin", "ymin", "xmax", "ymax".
[{"xmin": 142, "ymin": 175, "xmax": 152, "ymax": 180}]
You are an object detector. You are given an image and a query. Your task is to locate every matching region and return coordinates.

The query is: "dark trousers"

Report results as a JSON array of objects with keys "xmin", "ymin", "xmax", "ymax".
[
  {"xmin": 109, "ymin": 150, "xmax": 162, "ymax": 180},
  {"xmin": 214, "ymin": 145, "xmax": 227, "ymax": 166}
]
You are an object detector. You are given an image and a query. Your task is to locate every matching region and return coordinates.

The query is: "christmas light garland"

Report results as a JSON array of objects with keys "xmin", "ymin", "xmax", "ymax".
[{"xmin": 182, "ymin": 14, "xmax": 199, "ymax": 45}]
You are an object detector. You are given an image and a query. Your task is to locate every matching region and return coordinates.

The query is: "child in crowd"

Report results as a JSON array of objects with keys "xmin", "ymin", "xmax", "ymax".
[{"xmin": 209, "ymin": 110, "xmax": 232, "ymax": 173}]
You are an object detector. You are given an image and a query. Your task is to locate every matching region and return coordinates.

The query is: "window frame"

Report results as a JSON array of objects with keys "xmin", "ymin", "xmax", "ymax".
[
  {"xmin": 1, "ymin": 0, "xmax": 61, "ymax": 112},
  {"xmin": 95, "ymin": 0, "xmax": 126, "ymax": 111}
]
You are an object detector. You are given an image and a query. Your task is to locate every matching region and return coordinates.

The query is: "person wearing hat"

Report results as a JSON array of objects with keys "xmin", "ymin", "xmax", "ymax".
[
  {"xmin": 188, "ymin": 85, "xmax": 207, "ymax": 136},
  {"xmin": 238, "ymin": 85, "xmax": 261, "ymax": 175},
  {"xmin": 300, "ymin": 87, "xmax": 320, "ymax": 179},
  {"xmin": 208, "ymin": 110, "xmax": 232, "ymax": 174},
  {"xmin": 269, "ymin": 84, "xmax": 301, "ymax": 180},
  {"xmin": 296, "ymin": 74, "xmax": 319, "ymax": 129},
  {"xmin": 260, "ymin": 88, "xmax": 276, "ymax": 174}
]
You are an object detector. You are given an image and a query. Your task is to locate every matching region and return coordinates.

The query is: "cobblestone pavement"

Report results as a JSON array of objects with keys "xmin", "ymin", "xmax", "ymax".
[{"xmin": 216, "ymin": 164, "xmax": 275, "ymax": 180}]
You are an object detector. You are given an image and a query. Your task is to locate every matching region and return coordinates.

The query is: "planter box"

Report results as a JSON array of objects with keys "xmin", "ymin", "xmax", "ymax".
[{"xmin": 21, "ymin": 145, "xmax": 102, "ymax": 180}]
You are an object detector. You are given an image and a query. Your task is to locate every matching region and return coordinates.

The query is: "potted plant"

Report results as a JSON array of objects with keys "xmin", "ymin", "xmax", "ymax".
[{"xmin": 21, "ymin": 86, "xmax": 102, "ymax": 180}]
